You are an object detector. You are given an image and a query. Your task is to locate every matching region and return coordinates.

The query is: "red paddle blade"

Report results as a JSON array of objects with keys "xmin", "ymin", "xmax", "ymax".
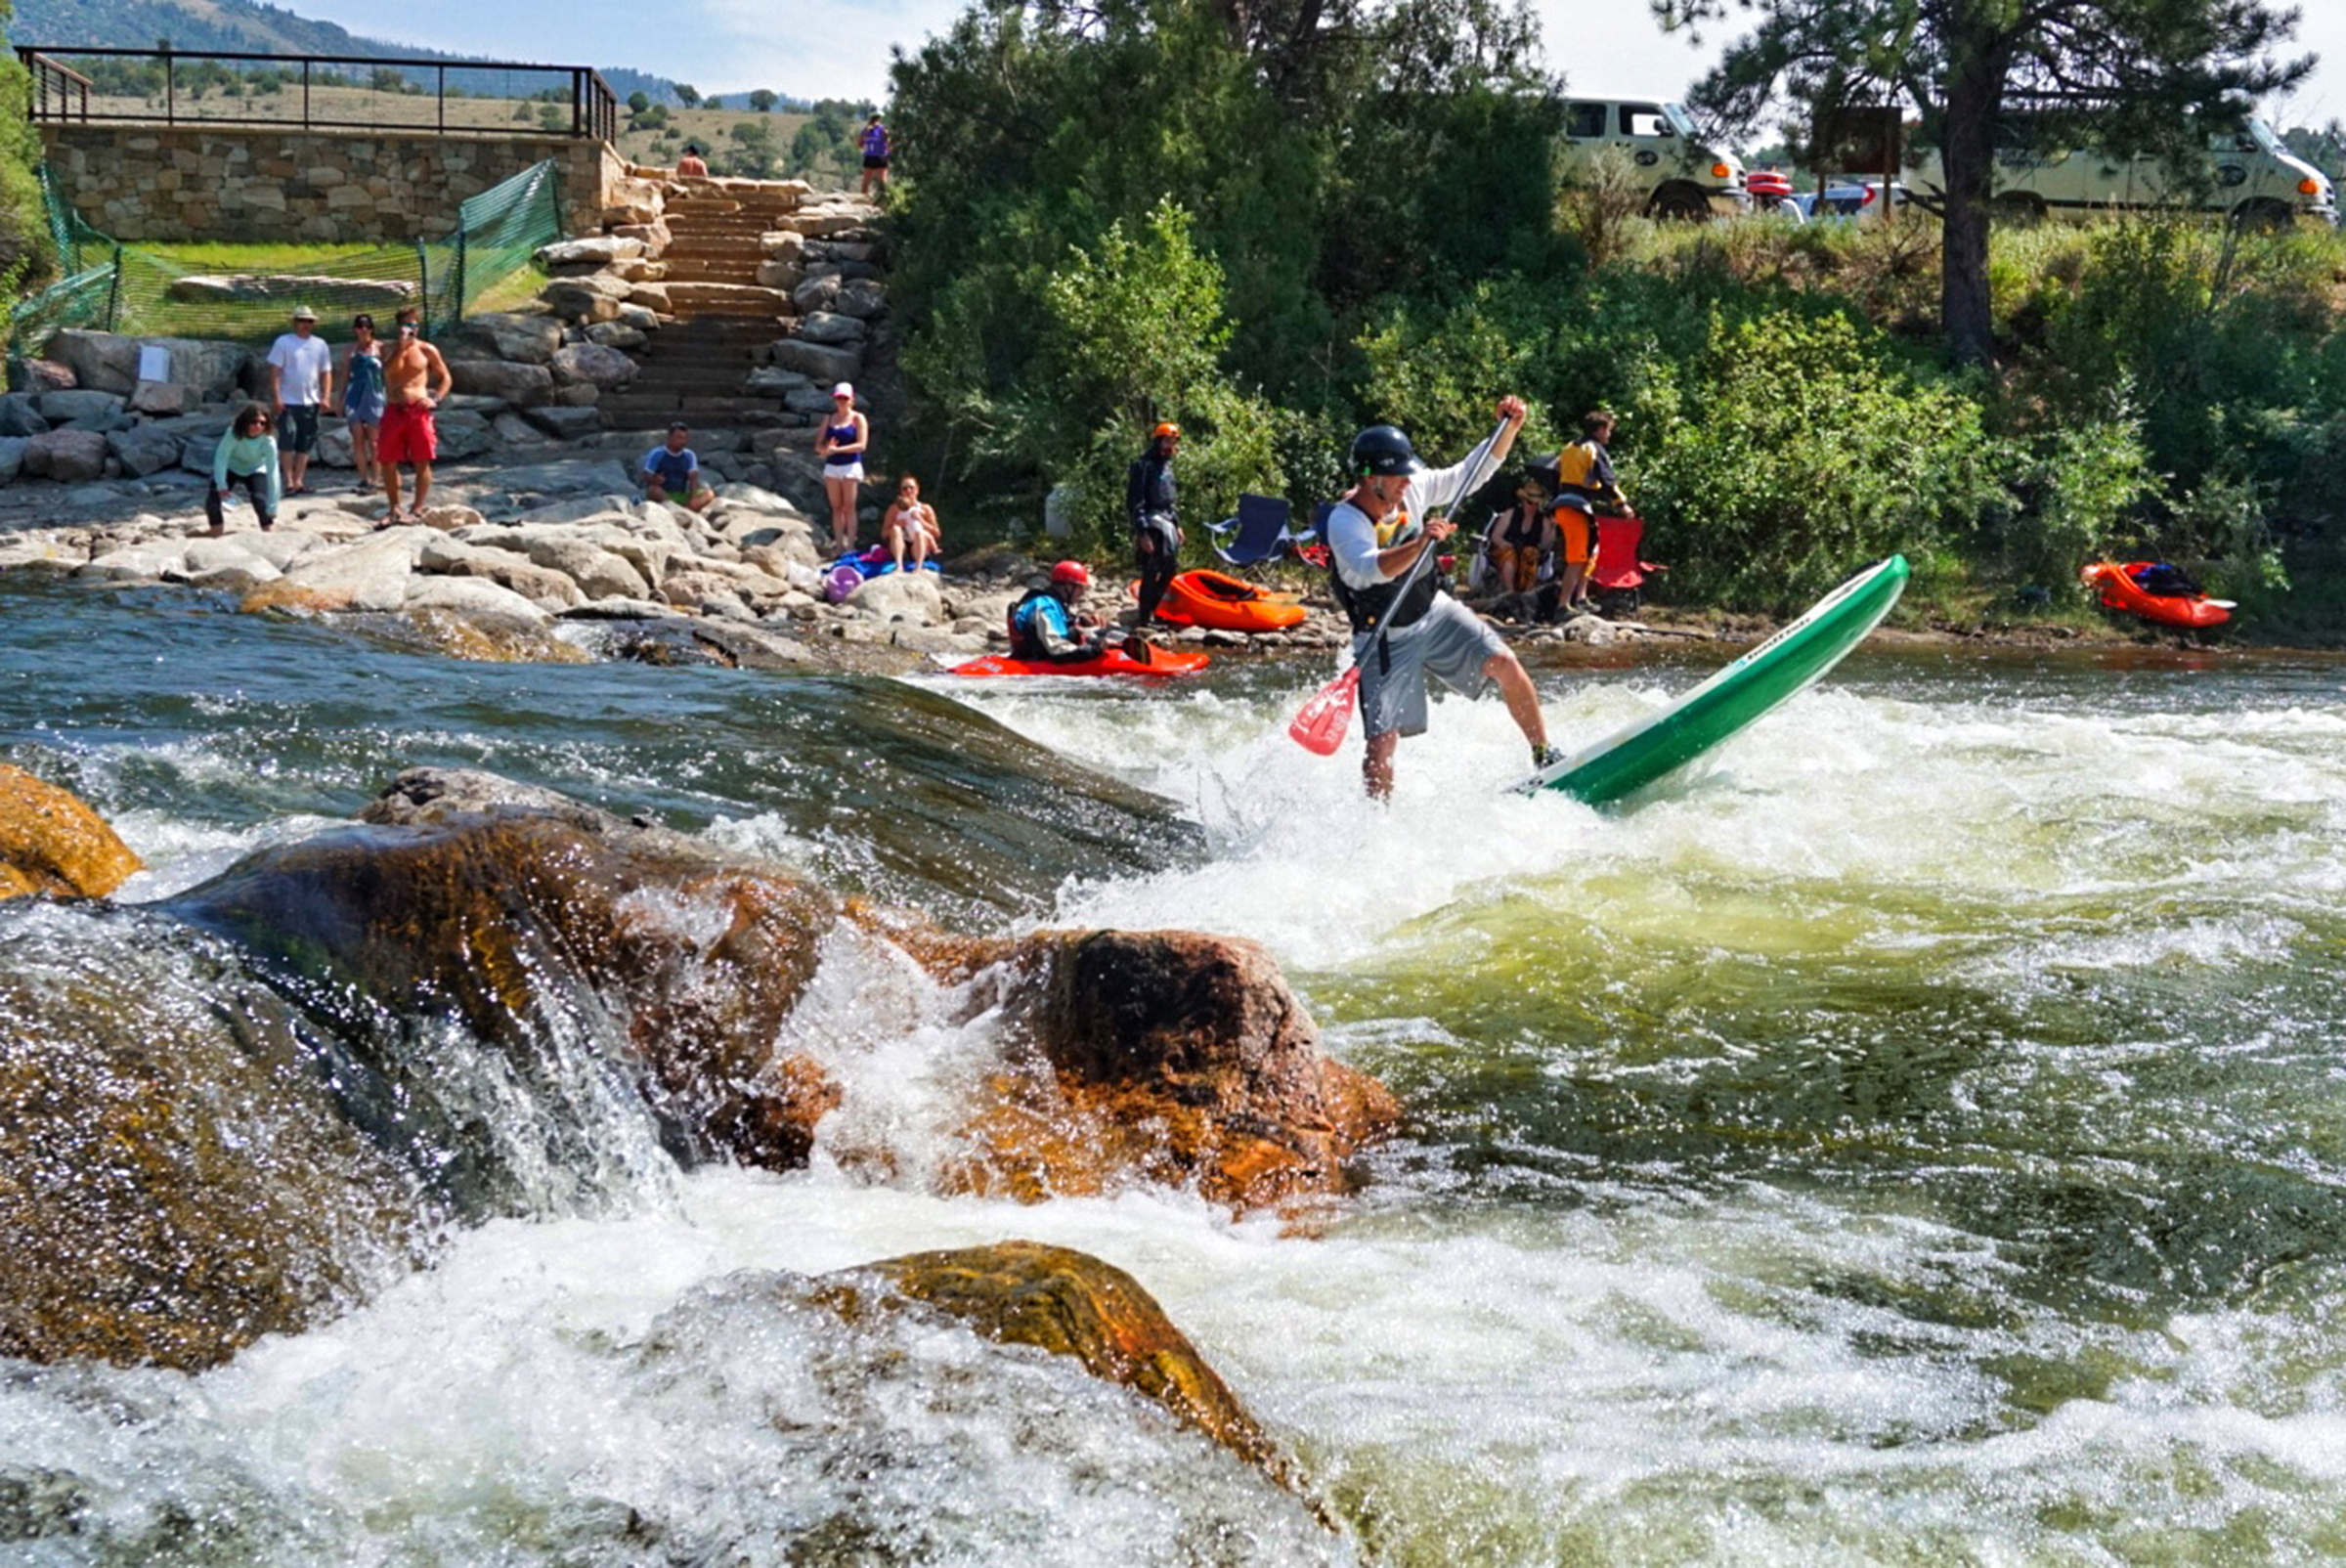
[{"xmin": 1288, "ymin": 666, "xmax": 1360, "ymax": 755}]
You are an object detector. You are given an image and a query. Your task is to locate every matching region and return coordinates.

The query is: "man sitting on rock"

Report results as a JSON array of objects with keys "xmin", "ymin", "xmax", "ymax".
[
  {"xmin": 377, "ymin": 307, "xmax": 452, "ymax": 526},
  {"xmin": 676, "ymin": 144, "xmax": 709, "ymax": 178},
  {"xmin": 640, "ymin": 422, "xmax": 717, "ymax": 513}
]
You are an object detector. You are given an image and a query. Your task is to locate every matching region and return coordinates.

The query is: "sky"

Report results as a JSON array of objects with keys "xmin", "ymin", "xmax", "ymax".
[{"xmin": 287, "ymin": 0, "xmax": 2346, "ymax": 136}]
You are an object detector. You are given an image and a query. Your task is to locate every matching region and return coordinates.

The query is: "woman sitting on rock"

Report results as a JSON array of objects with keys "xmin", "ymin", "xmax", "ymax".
[
  {"xmin": 207, "ymin": 404, "xmax": 282, "ymax": 537},
  {"xmin": 882, "ymin": 475, "xmax": 939, "ymax": 572}
]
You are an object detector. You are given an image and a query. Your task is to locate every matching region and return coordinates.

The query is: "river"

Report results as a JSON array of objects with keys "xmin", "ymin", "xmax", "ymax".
[{"xmin": 5, "ymin": 574, "xmax": 2345, "ymax": 1563}]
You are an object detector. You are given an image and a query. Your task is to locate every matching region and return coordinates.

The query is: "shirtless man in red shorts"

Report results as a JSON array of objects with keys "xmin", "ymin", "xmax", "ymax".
[{"xmin": 378, "ymin": 306, "xmax": 453, "ymax": 524}]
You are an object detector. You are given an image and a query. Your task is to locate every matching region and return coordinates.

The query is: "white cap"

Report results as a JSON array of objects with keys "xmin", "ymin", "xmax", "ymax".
[{"xmin": 831, "ymin": 382, "xmax": 855, "ymax": 399}]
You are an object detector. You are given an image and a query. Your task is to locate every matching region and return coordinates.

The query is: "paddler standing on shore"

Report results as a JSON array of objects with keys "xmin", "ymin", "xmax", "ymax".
[{"xmin": 1326, "ymin": 397, "xmax": 1557, "ymax": 798}]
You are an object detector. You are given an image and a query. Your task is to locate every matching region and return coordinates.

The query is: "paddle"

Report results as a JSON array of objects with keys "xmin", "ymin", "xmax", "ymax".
[{"xmin": 1289, "ymin": 420, "xmax": 1504, "ymax": 756}]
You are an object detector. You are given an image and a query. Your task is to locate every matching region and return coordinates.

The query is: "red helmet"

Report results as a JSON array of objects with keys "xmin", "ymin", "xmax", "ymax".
[
  {"xmin": 1050, "ymin": 560, "xmax": 1093, "ymax": 588},
  {"xmin": 1151, "ymin": 422, "xmax": 1181, "ymax": 440}
]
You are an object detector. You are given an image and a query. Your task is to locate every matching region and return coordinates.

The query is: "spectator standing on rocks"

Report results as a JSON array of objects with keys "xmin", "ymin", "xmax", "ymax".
[
  {"xmin": 1127, "ymin": 421, "xmax": 1181, "ymax": 625},
  {"xmin": 206, "ymin": 403, "xmax": 281, "ymax": 537},
  {"xmin": 265, "ymin": 305, "xmax": 333, "ymax": 497},
  {"xmin": 376, "ymin": 307, "xmax": 453, "ymax": 526},
  {"xmin": 341, "ymin": 314, "xmax": 386, "ymax": 494},
  {"xmin": 641, "ymin": 422, "xmax": 717, "ymax": 513},
  {"xmin": 882, "ymin": 475, "xmax": 939, "ymax": 571},
  {"xmin": 859, "ymin": 114, "xmax": 891, "ymax": 196},
  {"xmin": 676, "ymin": 144, "xmax": 709, "ymax": 178},
  {"xmin": 814, "ymin": 382, "xmax": 869, "ymax": 554}
]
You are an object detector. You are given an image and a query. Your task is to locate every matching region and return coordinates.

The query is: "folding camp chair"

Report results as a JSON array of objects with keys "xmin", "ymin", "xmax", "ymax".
[
  {"xmin": 1590, "ymin": 513, "xmax": 1667, "ymax": 616},
  {"xmin": 1208, "ymin": 493, "xmax": 1315, "ymax": 567}
]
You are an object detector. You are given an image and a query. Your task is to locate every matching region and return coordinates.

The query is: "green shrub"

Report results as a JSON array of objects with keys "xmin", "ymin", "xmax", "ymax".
[{"xmin": 1633, "ymin": 310, "xmax": 2001, "ymax": 609}]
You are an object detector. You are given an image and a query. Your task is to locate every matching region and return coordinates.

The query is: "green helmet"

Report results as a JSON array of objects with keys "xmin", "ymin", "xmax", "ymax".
[{"xmin": 1351, "ymin": 424, "xmax": 1424, "ymax": 478}]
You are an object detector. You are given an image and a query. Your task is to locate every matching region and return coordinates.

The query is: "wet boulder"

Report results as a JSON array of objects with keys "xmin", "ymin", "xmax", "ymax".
[
  {"xmin": 160, "ymin": 791, "xmax": 843, "ymax": 1199},
  {"xmin": 0, "ymin": 764, "xmax": 141, "ymax": 899},
  {"xmin": 826, "ymin": 1240, "xmax": 1303, "ymax": 1493},
  {"xmin": 870, "ymin": 915, "xmax": 1399, "ymax": 1210},
  {"xmin": 0, "ymin": 901, "xmax": 426, "ymax": 1369}
]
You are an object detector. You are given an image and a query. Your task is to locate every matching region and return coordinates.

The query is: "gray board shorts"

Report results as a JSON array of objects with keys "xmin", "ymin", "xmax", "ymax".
[{"xmin": 1355, "ymin": 594, "xmax": 1506, "ymax": 739}]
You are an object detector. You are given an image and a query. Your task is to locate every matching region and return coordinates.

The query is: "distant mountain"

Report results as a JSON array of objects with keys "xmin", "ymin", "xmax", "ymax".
[{"xmin": 7, "ymin": 2, "xmax": 814, "ymax": 110}]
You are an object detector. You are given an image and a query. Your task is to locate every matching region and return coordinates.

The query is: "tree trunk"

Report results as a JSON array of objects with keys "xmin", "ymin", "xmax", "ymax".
[{"xmin": 1938, "ymin": 39, "xmax": 2009, "ymax": 368}]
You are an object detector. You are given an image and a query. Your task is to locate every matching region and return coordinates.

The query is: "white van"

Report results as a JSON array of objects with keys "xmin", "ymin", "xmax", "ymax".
[
  {"xmin": 1559, "ymin": 98, "xmax": 1747, "ymax": 219},
  {"xmin": 1910, "ymin": 116, "xmax": 2336, "ymax": 227}
]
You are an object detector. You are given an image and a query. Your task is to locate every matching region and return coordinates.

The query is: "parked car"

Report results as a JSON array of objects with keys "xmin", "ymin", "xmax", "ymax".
[
  {"xmin": 1906, "ymin": 114, "xmax": 2336, "ymax": 228},
  {"xmin": 1786, "ymin": 180, "xmax": 1910, "ymax": 220},
  {"xmin": 1558, "ymin": 97, "xmax": 1748, "ymax": 219}
]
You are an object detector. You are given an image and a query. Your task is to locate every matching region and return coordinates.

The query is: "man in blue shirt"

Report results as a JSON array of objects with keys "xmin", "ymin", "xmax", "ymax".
[{"xmin": 640, "ymin": 422, "xmax": 717, "ymax": 512}]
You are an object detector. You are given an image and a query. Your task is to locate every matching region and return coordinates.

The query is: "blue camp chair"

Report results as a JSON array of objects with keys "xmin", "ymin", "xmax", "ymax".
[{"xmin": 1208, "ymin": 493, "xmax": 1314, "ymax": 567}]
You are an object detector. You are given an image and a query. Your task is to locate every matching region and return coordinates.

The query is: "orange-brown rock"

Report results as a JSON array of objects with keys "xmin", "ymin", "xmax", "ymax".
[
  {"xmin": 852, "ymin": 910, "xmax": 1400, "ymax": 1211},
  {"xmin": 830, "ymin": 1240, "xmax": 1300, "ymax": 1492},
  {"xmin": 0, "ymin": 763, "xmax": 141, "ymax": 899},
  {"xmin": 161, "ymin": 790, "xmax": 842, "ymax": 1190}
]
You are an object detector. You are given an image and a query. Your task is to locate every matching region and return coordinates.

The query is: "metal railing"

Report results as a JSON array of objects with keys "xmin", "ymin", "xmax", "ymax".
[{"xmin": 13, "ymin": 47, "xmax": 618, "ymax": 142}]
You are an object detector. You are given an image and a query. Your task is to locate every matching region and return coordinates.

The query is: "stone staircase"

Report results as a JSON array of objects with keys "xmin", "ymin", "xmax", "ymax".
[{"xmin": 599, "ymin": 183, "xmax": 804, "ymax": 428}]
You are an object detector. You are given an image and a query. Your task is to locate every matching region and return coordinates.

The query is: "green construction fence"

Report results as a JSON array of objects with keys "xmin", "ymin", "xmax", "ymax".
[{"xmin": 6, "ymin": 156, "xmax": 564, "ymax": 359}]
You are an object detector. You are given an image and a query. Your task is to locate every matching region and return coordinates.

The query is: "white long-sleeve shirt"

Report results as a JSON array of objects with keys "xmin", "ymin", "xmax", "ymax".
[{"xmin": 1326, "ymin": 429, "xmax": 1507, "ymax": 591}]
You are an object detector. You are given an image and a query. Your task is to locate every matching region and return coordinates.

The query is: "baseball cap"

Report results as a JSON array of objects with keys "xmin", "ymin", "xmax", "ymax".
[
  {"xmin": 291, "ymin": 306, "xmax": 318, "ymax": 322},
  {"xmin": 831, "ymin": 382, "xmax": 854, "ymax": 399}
]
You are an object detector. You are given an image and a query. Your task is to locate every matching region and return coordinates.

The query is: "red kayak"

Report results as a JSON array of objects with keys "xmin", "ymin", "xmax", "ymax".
[
  {"xmin": 949, "ymin": 645, "xmax": 1211, "ymax": 678},
  {"xmin": 1129, "ymin": 569, "xmax": 1308, "ymax": 632},
  {"xmin": 2081, "ymin": 561, "xmax": 2234, "ymax": 630}
]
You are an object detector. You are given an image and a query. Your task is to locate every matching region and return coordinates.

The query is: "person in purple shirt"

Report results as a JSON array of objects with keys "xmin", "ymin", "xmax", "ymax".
[{"xmin": 860, "ymin": 114, "xmax": 891, "ymax": 197}]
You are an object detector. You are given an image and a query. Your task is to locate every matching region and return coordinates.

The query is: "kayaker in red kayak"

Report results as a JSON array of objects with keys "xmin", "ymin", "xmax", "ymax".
[{"xmin": 1007, "ymin": 561, "xmax": 1149, "ymax": 664}]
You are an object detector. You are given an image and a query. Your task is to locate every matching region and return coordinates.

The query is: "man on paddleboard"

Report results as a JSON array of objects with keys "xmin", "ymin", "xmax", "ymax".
[{"xmin": 1326, "ymin": 398, "xmax": 1556, "ymax": 798}]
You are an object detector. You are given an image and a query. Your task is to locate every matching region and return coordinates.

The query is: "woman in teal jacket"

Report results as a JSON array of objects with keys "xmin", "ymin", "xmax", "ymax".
[{"xmin": 208, "ymin": 403, "xmax": 282, "ymax": 536}]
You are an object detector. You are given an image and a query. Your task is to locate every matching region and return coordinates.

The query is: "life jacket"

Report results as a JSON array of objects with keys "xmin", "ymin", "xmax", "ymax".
[
  {"xmin": 1327, "ymin": 501, "xmax": 1441, "ymax": 636},
  {"xmin": 1007, "ymin": 588, "xmax": 1070, "ymax": 658}
]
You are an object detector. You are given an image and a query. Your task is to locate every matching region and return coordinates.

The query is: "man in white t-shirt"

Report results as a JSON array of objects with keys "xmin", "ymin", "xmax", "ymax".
[{"xmin": 266, "ymin": 305, "xmax": 335, "ymax": 496}]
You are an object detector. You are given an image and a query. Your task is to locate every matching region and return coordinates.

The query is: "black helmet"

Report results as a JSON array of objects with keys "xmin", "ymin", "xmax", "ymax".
[{"xmin": 1351, "ymin": 424, "xmax": 1423, "ymax": 478}]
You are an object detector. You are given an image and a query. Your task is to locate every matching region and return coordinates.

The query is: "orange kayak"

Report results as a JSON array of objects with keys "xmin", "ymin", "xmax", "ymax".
[
  {"xmin": 2081, "ymin": 561, "xmax": 2233, "ymax": 630},
  {"xmin": 1132, "ymin": 569, "xmax": 1308, "ymax": 632},
  {"xmin": 949, "ymin": 645, "xmax": 1210, "ymax": 678}
]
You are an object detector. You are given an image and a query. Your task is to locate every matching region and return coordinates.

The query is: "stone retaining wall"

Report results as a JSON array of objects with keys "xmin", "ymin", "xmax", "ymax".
[{"xmin": 37, "ymin": 126, "xmax": 625, "ymax": 242}]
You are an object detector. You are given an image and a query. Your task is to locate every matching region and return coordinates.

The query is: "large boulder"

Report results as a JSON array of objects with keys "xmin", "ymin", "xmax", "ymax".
[
  {"xmin": 416, "ymin": 534, "xmax": 588, "ymax": 610},
  {"xmin": 540, "ymin": 276, "xmax": 630, "ymax": 324},
  {"xmin": 0, "ymin": 902, "xmax": 428, "ymax": 1370},
  {"xmin": 163, "ymin": 791, "xmax": 843, "ymax": 1182},
  {"xmin": 23, "ymin": 427, "xmax": 109, "ymax": 482},
  {"xmin": 0, "ymin": 765, "xmax": 141, "ymax": 899},
  {"xmin": 769, "ymin": 338, "xmax": 861, "ymax": 386},
  {"xmin": 433, "ymin": 409, "xmax": 498, "ymax": 462},
  {"xmin": 0, "ymin": 394, "xmax": 49, "ymax": 437},
  {"xmin": 834, "ymin": 279, "xmax": 890, "ymax": 321},
  {"xmin": 438, "ymin": 312, "xmax": 564, "ymax": 367},
  {"xmin": 45, "ymin": 330, "xmax": 254, "ymax": 402},
  {"xmin": 106, "ymin": 424, "xmax": 186, "ymax": 479},
  {"xmin": 0, "ymin": 437, "xmax": 29, "ymax": 485},
  {"xmin": 845, "ymin": 568, "xmax": 944, "ymax": 625},
  {"xmin": 829, "ymin": 1241, "xmax": 1299, "ymax": 1488},
  {"xmin": 791, "ymin": 274, "xmax": 841, "ymax": 316},
  {"xmin": 878, "ymin": 923, "xmax": 1400, "ymax": 1210},
  {"xmin": 535, "ymin": 237, "xmax": 647, "ymax": 273},
  {"xmin": 520, "ymin": 405, "xmax": 604, "ymax": 441},
  {"xmin": 448, "ymin": 359, "xmax": 555, "ymax": 407},
  {"xmin": 797, "ymin": 310, "xmax": 867, "ymax": 347},
  {"xmin": 34, "ymin": 389, "xmax": 126, "ymax": 426},
  {"xmin": 241, "ymin": 526, "xmax": 425, "ymax": 613},
  {"xmin": 549, "ymin": 343, "xmax": 639, "ymax": 391}
]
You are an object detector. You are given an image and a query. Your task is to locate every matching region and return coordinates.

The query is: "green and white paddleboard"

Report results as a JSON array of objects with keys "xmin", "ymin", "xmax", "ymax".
[{"xmin": 1519, "ymin": 554, "xmax": 1909, "ymax": 806}]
